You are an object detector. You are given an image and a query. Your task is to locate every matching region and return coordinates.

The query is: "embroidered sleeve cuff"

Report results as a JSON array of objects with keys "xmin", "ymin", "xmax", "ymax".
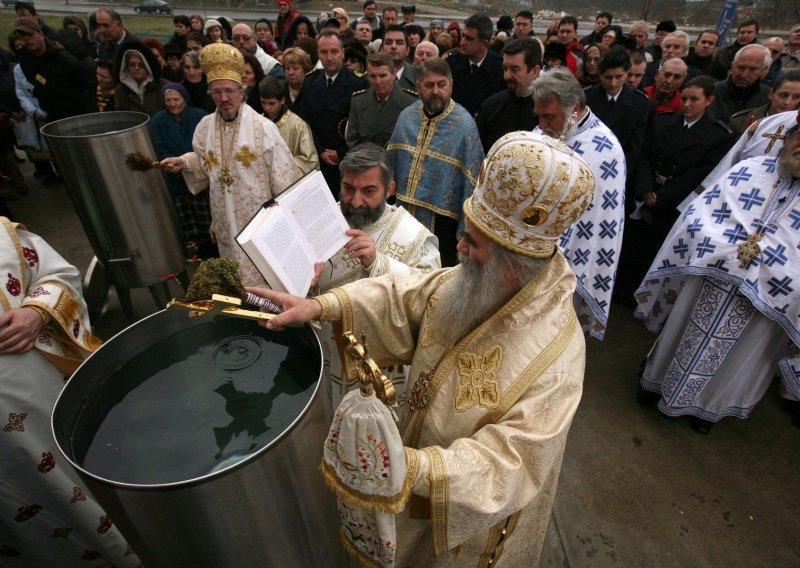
[
  {"xmin": 315, "ymin": 293, "xmax": 341, "ymax": 321},
  {"xmin": 180, "ymin": 152, "xmax": 193, "ymax": 172},
  {"xmin": 411, "ymin": 447, "xmax": 430, "ymax": 497}
]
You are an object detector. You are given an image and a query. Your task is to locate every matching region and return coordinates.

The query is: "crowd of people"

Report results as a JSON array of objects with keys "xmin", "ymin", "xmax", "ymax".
[{"xmin": 2, "ymin": 1, "xmax": 800, "ymax": 565}]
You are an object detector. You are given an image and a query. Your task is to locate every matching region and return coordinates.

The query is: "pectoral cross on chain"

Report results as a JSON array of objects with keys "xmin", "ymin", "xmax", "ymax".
[{"xmin": 762, "ymin": 125, "xmax": 785, "ymax": 153}]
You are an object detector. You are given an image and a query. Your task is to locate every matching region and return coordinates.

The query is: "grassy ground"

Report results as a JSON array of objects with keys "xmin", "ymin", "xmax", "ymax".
[{"xmin": 0, "ymin": 11, "xmax": 268, "ymax": 46}]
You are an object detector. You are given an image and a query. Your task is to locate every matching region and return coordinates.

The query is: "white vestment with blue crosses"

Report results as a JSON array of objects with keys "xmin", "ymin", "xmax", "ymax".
[
  {"xmin": 636, "ymin": 156, "xmax": 800, "ymax": 401},
  {"xmin": 700, "ymin": 110, "xmax": 796, "ymax": 190},
  {"xmin": 535, "ymin": 110, "xmax": 626, "ymax": 340}
]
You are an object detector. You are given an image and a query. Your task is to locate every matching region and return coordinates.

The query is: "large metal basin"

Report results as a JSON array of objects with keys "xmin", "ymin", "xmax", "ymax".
[
  {"xmin": 41, "ymin": 112, "xmax": 185, "ymax": 290},
  {"xmin": 51, "ymin": 309, "xmax": 341, "ymax": 567}
]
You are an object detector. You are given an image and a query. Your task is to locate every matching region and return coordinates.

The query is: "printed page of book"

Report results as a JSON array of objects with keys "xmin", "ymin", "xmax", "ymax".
[
  {"xmin": 237, "ymin": 206, "xmax": 316, "ymax": 296},
  {"xmin": 276, "ymin": 170, "xmax": 351, "ymax": 262}
]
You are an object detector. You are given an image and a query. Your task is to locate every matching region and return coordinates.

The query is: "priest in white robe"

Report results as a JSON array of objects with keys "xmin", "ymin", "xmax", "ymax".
[
  {"xmin": 635, "ymin": 126, "xmax": 800, "ymax": 433},
  {"xmin": 248, "ymin": 132, "xmax": 595, "ymax": 567},
  {"xmin": 533, "ymin": 68, "xmax": 627, "ymax": 340},
  {"xmin": 317, "ymin": 143, "xmax": 440, "ymax": 410},
  {"xmin": 161, "ymin": 42, "xmax": 302, "ymax": 286},
  {"xmin": 0, "ymin": 217, "xmax": 140, "ymax": 566}
]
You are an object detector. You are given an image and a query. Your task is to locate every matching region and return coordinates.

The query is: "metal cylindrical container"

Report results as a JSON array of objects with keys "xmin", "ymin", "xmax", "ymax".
[
  {"xmin": 41, "ymin": 112, "xmax": 184, "ymax": 289},
  {"xmin": 51, "ymin": 310, "xmax": 341, "ymax": 567}
]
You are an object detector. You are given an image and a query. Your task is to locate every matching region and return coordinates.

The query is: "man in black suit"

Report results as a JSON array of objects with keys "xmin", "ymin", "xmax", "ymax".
[
  {"xmin": 614, "ymin": 75, "xmax": 733, "ymax": 302},
  {"xmin": 477, "ymin": 37, "xmax": 541, "ymax": 152},
  {"xmin": 295, "ymin": 30, "xmax": 368, "ymax": 196},
  {"xmin": 445, "ymin": 13, "xmax": 505, "ymax": 117},
  {"xmin": 95, "ymin": 8, "xmax": 135, "ymax": 61},
  {"xmin": 585, "ymin": 46, "xmax": 651, "ymax": 198}
]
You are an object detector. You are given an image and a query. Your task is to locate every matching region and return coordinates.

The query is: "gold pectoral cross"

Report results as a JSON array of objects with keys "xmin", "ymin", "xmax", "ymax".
[
  {"xmin": 762, "ymin": 125, "xmax": 785, "ymax": 153},
  {"xmin": 234, "ymin": 145, "xmax": 258, "ymax": 168},
  {"xmin": 218, "ymin": 168, "xmax": 235, "ymax": 188},
  {"xmin": 737, "ymin": 233, "xmax": 762, "ymax": 268}
]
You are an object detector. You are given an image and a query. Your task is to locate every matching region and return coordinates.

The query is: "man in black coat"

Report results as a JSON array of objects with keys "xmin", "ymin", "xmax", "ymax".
[
  {"xmin": 295, "ymin": 30, "xmax": 368, "ymax": 197},
  {"xmin": 14, "ymin": 17, "xmax": 91, "ymax": 122},
  {"xmin": 615, "ymin": 75, "xmax": 733, "ymax": 301},
  {"xmin": 684, "ymin": 29, "xmax": 728, "ymax": 81},
  {"xmin": 585, "ymin": 47, "xmax": 651, "ymax": 198},
  {"xmin": 476, "ymin": 37, "xmax": 540, "ymax": 153},
  {"xmin": 445, "ymin": 13, "xmax": 505, "ymax": 117},
  {"xmin": 710, "ymin": 44, "xmax": 771, "ymax": 123},
  {"xmin": 95, "ymin": 8, "xmax": 135, "ymax": 62}
]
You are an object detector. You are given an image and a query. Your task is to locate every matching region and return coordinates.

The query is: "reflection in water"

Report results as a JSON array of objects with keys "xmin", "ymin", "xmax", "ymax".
[{"xmin": 75, "ymin": 319, "xmax": 319, "ymax": 485}]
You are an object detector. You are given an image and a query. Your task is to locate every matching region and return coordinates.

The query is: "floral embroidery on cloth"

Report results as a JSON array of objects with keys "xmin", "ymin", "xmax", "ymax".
[
  {"xmin": 321, "ymin": 390, "xmax": 416, "ymax": 567},
  {"xmin": 455, "ymin": 345, "xmax": 503, "ymax": 411}
]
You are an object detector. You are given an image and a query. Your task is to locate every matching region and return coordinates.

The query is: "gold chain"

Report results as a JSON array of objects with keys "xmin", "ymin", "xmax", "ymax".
[{"xmin": 216, "ymin": 114, "xmax": 240, "ymax": 190}]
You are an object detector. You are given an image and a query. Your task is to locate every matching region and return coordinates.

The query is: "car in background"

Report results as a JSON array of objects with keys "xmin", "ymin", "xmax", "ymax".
[{"xmin": 133, "ymin": 0, "xmax": 172, "ymax": 15}]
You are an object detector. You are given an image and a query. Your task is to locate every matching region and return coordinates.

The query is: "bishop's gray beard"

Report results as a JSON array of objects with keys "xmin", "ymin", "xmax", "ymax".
[
  {"xmin": 340, "ymin": 200, "xmax": 386, "ymax": 229},
  {"xmin": 436, "ymin": 252, "xmax": 512, "ymax": 345},
  {"xmin": 778, "ymin": 147, "xmax": 800, "ymax": 179}
]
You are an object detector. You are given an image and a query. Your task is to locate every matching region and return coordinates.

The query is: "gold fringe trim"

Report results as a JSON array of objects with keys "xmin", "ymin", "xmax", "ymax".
[
  {"xmin": 339, "ymin": 526, "xmax": 384, "ymax": 568},
  {"xmin": 319, "ymin": 448, "xmax": 418, "ymax": 514}
]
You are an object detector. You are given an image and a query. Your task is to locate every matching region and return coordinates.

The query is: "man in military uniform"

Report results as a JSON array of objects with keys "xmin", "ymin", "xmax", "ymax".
[
  {"xmin": 446, "ymin": 13, "xmax": 505, "ymax": 117},
  {"xmin": 381, "ymin": 25, "xmax": 416, "ymax": 91},
  {"xmin": 347, "ymin": 53, "xmax": 417, "ymax": 148},
  {"xmin": 295, "ymin": 30, "xmax": 367, "ymax": 197}
]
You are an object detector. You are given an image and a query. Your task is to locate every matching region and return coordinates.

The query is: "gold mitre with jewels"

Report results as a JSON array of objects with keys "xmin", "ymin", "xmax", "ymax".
[
  {"xmin": 200, "ymin": 41, "xmax": 244, "ymax": 84},
  {"xmin": 464, "ymin": 131, "xmax": 595, "ymax": 258}
]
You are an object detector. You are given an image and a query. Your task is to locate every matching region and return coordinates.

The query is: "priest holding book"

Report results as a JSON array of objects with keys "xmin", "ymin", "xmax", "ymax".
[
  {"xmin": 319, "ymin": 142, "xmax": 440, "ymax": 409},
  {"xmin": 161, "ymin": 41, "xmax": 302, "ymax": 286}
]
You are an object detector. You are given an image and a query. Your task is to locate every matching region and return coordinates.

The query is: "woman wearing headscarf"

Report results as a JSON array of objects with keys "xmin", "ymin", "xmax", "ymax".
[
  {"xmin": 113, "ymin": 39, "xmax": 168, "ymax": 116},
  {"xmin": 149, "ymin": 82, "xmax": 214, "ymax": 256}
]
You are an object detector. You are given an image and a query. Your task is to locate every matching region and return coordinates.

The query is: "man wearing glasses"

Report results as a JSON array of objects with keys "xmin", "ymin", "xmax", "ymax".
[
  {"xmin": 161, "ymin": 42, "xmax": 301, "ymax": 287},
  {"xmin": 231, "ymin": 22, "xmax": 285, "ymax": 80}
]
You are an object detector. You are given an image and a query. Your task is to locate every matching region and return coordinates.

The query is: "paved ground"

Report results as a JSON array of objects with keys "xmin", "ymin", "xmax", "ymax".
[{"xmin": 6, "ymin": 161, "xmax": 800, "ymax": 567}]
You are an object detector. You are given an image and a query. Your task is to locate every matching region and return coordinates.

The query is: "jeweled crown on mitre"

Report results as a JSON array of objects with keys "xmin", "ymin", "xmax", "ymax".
[
  {"xmin": 464, "ymin": 131, "xmax": 596, "ymax": 258},
  {"xmin": 200, "ymin": 41, "xmax": 244, "ymax": 84}
]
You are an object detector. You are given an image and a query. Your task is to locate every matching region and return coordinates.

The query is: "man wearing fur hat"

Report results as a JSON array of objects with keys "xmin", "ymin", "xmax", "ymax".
[
  {"xmin": 248, "ymin": 131, "xmax": 594, "ymax": 567},
  {"xmin": 161, "ymin": 42, "xmax": 301, "ymax": 286}
]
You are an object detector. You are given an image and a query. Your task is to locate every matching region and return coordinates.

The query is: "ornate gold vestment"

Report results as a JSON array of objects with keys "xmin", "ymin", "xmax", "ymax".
[{"xmin": 316, "ymin": 251, "xmax": 585, "ymax": 567}]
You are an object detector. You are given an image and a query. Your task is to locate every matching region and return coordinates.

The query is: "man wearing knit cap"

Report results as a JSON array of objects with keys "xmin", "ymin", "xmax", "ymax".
[
  {"xmin": 249, "ymin": 131, "xmax": 594, "ymax": 567},
  {"xmin": 14, "ymin": 17, "xmax": 91, "ymax": 121},
  {"xmin": 161, "ymin": 42, "xmax": 301, "ymax": 286},
  {"xmin": 644, "ymin": 19, "xmax": 675, "ymax": 63}
]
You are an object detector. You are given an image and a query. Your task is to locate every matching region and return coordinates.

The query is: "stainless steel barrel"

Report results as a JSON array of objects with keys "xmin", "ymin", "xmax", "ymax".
[
  {"xmin": 41, "ymin": 112, "xmax": 184, "ymax": 290},
  {"xmin": 51, "ymin": 310, "xmax": 341, "ymax": 567}
]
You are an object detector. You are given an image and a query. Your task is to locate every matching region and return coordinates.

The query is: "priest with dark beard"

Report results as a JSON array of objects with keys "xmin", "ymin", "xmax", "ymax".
[
  {"xmin": 247, "ymin": 131, "xmax": 594, "ymax": 567},
  {"xmin": 314, "ymin": 142, "xmax": 439, "ymax": 410}
]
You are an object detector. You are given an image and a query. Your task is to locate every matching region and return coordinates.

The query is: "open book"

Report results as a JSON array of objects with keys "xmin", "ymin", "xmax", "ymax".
[{"xmin": 236, "ymin": 170, "xmax": 351, "ymax": 297}]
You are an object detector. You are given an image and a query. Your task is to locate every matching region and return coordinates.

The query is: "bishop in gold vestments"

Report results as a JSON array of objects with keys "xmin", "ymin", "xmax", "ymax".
[{"xmin": 251, "ymin": 131, "xmax": 596, "ymax": 566}]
